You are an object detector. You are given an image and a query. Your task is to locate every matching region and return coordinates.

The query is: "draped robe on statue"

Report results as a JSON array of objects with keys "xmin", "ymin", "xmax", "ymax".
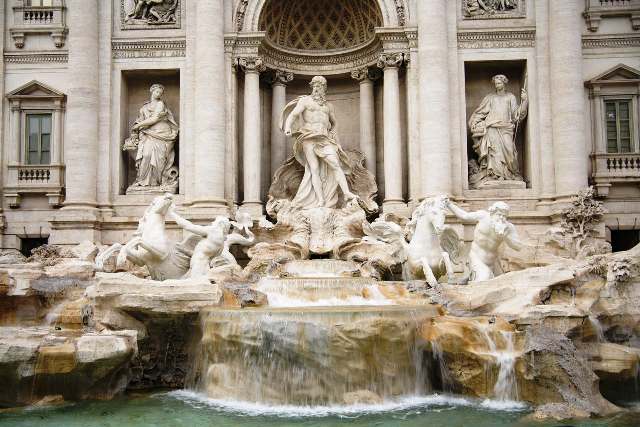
[
  {"xmin": 132, "ymin": 101, "xmax": 179, "ymax": 187},
  {"xmin": 468, "ymin": 92, "xmax": 526, "ymax": 186},
  {"xmin": 280, "ymin": 97, "xmax": 352, "ymax": 209}
]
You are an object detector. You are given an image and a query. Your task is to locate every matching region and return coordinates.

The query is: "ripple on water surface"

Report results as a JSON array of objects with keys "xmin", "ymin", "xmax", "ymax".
[{"xmin": 0, "ymin": 391, "xmax": 636, "ymax": 427}]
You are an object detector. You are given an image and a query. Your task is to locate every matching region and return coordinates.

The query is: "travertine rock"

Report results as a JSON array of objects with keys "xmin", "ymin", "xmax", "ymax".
[
  {"xmin": 0, "ymin": 327, "xmax": 136, "ymax": 406},
  {"xmin": 70, "ymin": 241, "xmax": 99, "ymax": 262}
]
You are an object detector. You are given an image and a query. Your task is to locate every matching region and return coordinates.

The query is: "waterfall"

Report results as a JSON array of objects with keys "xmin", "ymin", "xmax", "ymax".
[
  {"xmin": 492, "ymin": 331, "xmax": 518, "ymax": 401},
  {"xmin": 190, "ymin": 306, "xmax": 436, "ymax": 406},
  {"xmin": 588, "ymin": 314, "xmax": 606, "ymax": 342},
  {"xmin": 477, "ymin": 323, "xmax": 519, "ymax": 401},
  {"xmin": 430, "ymin": 341, "xmax": 453, "ymax": 393}
]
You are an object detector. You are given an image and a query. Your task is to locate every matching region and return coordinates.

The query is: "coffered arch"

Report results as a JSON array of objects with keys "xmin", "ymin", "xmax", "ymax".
[{"xmin": 235, "ymin": 0, "xmax": 409, "ymax": 33}]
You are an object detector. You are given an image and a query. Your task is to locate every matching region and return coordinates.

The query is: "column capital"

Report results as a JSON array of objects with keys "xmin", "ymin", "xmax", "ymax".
[
  {"xmin": 377, "ymin": 52, "xmax": 404, "ymax": 70},
  {"xmin": 271, "ymin": 70, "xmax": 294, "ymax": 86},
  {"xmin": 238, "ymin": 56, "xmax": 266, "ymax": 74}
]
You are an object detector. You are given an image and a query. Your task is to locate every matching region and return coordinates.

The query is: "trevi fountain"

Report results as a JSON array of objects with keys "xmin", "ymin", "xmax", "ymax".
[{"xmin": 0, "ymin": 1, "xmax": 639, "ymax": 426}]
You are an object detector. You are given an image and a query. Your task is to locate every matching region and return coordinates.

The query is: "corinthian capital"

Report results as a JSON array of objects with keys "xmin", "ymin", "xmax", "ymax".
[
  {"xmin": 351, "ymin": 67, "xmax": 370, "ymax": 81},
  {"xmin": 376, "ymin": 52, "xmax": 404, "ymax": 70},
  {"xmin": 272, "ymin": 70, "xmax": 294, "ymax": 85},
  {"xmin": 238, "ymin": 56, "xmax": 266, "ymax": 74}
]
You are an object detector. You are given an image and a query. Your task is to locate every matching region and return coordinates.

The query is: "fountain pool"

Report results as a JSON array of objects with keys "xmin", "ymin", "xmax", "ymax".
[{"xmin": 2, "ymin": 391, "xmax": 638, "ymax": 427}]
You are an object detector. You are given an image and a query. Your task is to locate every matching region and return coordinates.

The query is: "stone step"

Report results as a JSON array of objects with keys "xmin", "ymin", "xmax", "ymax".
[
  {"xmin": 280, "ymin": 259, "xmax": 362, "ymax": 278},
  {"xmin": 255, "ymin": 277, "xmax": 429, "ymax": 307}
]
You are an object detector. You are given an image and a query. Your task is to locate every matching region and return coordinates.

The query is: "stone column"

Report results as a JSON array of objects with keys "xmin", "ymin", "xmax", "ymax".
[
  {"xmin": 239, "ymin": 56, "xmax": 266, "ymax": 217},
  {"xmin": 9, "ymin": 103, "xmax": 20, "ymax": 163},
  {"xmin": 52, "ymin": 102, "xmax": 64, "ymax": 164},
  {"xmin": 351, "ymin": 68, "xmax": 377, "ymax": 176},
  {"xmin": 192, "ymin": 0, "xmax": 227, "ymax": 211},
  {"xmin": 404, "ymin": 50, "xmax": 421, "ymax": 204},
  {"xmin": 418, "ymin": 0, "xmax": 451, "ymax": 197},
  {"xmin": 270, "ymin": 70, "xmax": 293, "ymax": 177},
  {"xmin": 377, "ymin": 53, "xmax": 405, "ymax": 212},
  {"xmin": 549, "ymin": 0, "xmax": 589, "ymax": 196},
  {"xmin": 536, "ymin": 0, "xmax": 556, "ymax": 198},
  {"xmin": 62, "ymin": 0, "xmax": 99, "ymax": 210}
]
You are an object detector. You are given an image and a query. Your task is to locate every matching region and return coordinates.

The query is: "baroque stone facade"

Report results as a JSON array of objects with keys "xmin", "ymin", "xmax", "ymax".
[{"xmin": 0, "ymin": 0, "xmax": 639, "ymax": 255}]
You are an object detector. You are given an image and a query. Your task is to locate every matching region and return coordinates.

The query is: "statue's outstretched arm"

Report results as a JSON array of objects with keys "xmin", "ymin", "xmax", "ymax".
[
  {"xmin": 505, "ymin": 224, "xmax": 524, "ymax": 251},
  {"xmin": 446, "ymin": 201, "xmax": 483, "ymax": 222},
  {"xmin": 171, "ymin": 210, "xmax": 208, "ymax": 237}
]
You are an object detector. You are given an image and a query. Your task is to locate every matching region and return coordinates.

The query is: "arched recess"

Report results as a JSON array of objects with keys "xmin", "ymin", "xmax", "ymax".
[{"xmin": 235, "ymin": 0, "xmax": 409, "ymax": 33}]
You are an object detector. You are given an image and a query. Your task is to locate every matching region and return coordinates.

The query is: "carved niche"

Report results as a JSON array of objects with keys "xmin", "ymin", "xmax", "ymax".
[{"xmin": 121, "ymin": 0, "xmax": 181, "ymax": 30}]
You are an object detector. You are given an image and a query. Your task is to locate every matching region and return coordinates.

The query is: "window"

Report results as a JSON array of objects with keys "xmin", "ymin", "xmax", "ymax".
[
  {"xmin": 610, "ymin": 230, "xmax": 640, "ymax": 253},
  {"xmin": 605, "ymin": 100, "xmax": 633, "ymax": 153},
  {"xmin": 26, "ymin": 114, "xmax": 52, "ymax": 165},
  {"xmin": 25, "ymin": 0, "xmax": 54, "ymax": 6}
]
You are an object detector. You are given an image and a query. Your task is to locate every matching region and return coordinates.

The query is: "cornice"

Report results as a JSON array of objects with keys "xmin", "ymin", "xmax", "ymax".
[
  {"xmin": 457, "ymin": 29, "xmax": 535, "ymax": 49},
  {"xmin": 111, "ymin": 39, "xmax": 186, "ymax": 59},
  {"xmin": 4, "ymin": 51, "xmax": 68, "ymax": 64}
]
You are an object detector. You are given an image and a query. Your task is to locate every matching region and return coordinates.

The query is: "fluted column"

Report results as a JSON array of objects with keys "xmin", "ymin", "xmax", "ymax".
[
  {"xmin": 270, "ymin": 70, "xmax": 293, "ymax": 177},
  {"xmin": 377, "ymin": 53, "xmax": 405, "ymax": 212},
  {"xmin": 240, "ymin": 56, "xmax": 266, "ymax": 217},
  {"xmin": 192, "ymin": 0, "xmax": 227, "ymax": 210},
  {"xmin": 63, "ymin": 0, "xmax": 99, "ymax": 210},
  {"xmin": 549, "ymin": 0, "xmax": 589, "ymax": 196},
  {"xmin": 351, "ymin": 68, "xmax": 377, "ymax": 175},
  {"xmin": 418, "ymin": 0, "xmax": 451, "ymax": 197}
]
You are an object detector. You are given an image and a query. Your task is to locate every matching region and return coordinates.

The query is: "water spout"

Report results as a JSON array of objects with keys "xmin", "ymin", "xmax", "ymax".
[{"xmin": 588, "ymin": 314, "xmax": 606, "ymax": 342}]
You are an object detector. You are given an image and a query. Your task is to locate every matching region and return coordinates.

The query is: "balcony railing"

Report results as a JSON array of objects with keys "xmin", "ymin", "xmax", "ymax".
[
  {"xmin": 10, "ymin": 1, "xmax": 66, "ymax": 48},
  {"xmin": 591, "ymin": 152, "xmax": 640, "ymax": 196},
  {"xmin": 4, "ymin": 163, "xmax": 64, "ymax": 208}
]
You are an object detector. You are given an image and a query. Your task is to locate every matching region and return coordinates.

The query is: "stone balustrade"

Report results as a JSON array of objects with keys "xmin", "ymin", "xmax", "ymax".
[{"xmin": 591, "ymin": 152, "xmax": 640, "ymax": 196}]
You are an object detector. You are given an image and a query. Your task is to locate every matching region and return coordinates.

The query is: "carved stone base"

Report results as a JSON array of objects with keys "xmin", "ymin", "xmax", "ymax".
[
  {"xmin": 125, "ymin": 182, "xmax": 178, "ymax": 195},
  {"xmin": 475, "ymin": 180, "xmax": 526, "ymax": 190}
]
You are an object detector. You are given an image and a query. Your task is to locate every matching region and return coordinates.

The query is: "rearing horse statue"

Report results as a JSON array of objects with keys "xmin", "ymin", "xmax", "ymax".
[
  {"xmin": 403, "ymin": 195, "xmax": 463, "ymax": 285},
  {"xmin": 362, "ymin": 195, "xmax": 463, "ymax": 286}
]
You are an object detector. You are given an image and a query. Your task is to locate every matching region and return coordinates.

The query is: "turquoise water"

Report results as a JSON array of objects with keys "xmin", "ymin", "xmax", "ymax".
[{"xmin": 0, "ymin": 391, "xmax": 638, "ymax": 427}]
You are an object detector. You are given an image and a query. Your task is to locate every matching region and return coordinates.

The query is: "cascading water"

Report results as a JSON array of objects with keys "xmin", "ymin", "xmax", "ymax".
[
  {"xmin": 190, "ymin": 306, "xmax": 438, "ymax": 406},
  {"xmin": 492, "ymin": 331, "xmax": 518, "ymax": 401},
  {"xmin": 588, "ymin": 314, "xmax": 606, "ymax": 342},
  {"xmin": 477, "ymin": 323, "xmax": 519, "ymax": 401},
  {"xmin": 430, "ymin": 341, "xmax": 453, "ymax": 393}
]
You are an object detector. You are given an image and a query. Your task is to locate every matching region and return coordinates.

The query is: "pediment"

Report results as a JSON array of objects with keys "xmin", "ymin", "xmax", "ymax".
[
  {"xmin": 6, "ymin": 80, "xmax": 65, "ymax": 100},
  {"xmin": 586, "ymin": 64, "xmax": 640, "ymax": 86}
]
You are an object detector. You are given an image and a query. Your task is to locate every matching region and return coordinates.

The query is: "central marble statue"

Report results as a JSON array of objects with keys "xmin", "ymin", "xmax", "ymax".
[{"xmin": 282, "ymin": 76, "xmax": 358, "ymax": 209}]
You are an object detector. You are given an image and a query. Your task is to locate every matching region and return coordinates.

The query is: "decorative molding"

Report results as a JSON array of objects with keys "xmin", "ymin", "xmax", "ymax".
[
  {"xmin": 582, "ymin": 0, "xmax": 640, "ymax": 32},
  {"xmin": 582, "ymin": 35, "xmax": 640, "ymax": 49},
  {"xmin": 457, "ymin": 29, "xmax": 535, "ymax": 49},
  {"xmin": 120, "ymin": 0, "xmax": 181, "ymax": 30},
  {"xmin": 111, "ymin": 39, "xmax": 186, "ymax": 59},
  {"xmin": 4, "ymin": 52, "xmax": 68, "ymax": 64},
  {"xmin": 271, "ymin": 70, "xmax": 294, "ymax": 85},
  {"xmin": 237, "ymin": 56, "xmax": 267, "ymax": 74},
  {"xmin": 236, "ymin": 0, "xmax": 250, "ymax": 31},
  {"xmin": 258, "ymin": 37, "xmax": 383, "ymax": 75},
  {"xmin": 394, "ymin": 0, "xmax": 406, "ymax": 26},
  {"xmin": 462, "ymin": 0, "xmax": 526, "ymax": 20},
  {"xmin": 376, "ymin": 52, "xmax": 404, "ymax": 69}
]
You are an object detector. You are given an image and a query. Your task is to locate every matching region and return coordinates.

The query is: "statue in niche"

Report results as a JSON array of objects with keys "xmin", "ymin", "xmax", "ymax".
[
  {"xmin": 468, "ymin": 74, "xmax": 528, "ymax": 188},
  {"xmin": 446, "ymin": 199, "xmax": 523, "ymax": 282},
  {"xmin": 123, "ymin": 83, "xmax": 179, "ymax": 194},
  {"xmin": 281, "ymin": 75, "xmax": 359, "ymax": 209},
  {"xmin": 125, "ymin": 0, "xmax": 178, "ymax": 25}
]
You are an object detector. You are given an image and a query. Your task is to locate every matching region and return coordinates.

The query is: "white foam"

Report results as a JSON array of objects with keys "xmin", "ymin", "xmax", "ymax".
[
  {"xmin": 259, "ymin": 286, "xmax": 395, "ymax": 308},
  {"xmin": 166, "ymin": 391, "xmax": 527, "ymax": 418}
]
